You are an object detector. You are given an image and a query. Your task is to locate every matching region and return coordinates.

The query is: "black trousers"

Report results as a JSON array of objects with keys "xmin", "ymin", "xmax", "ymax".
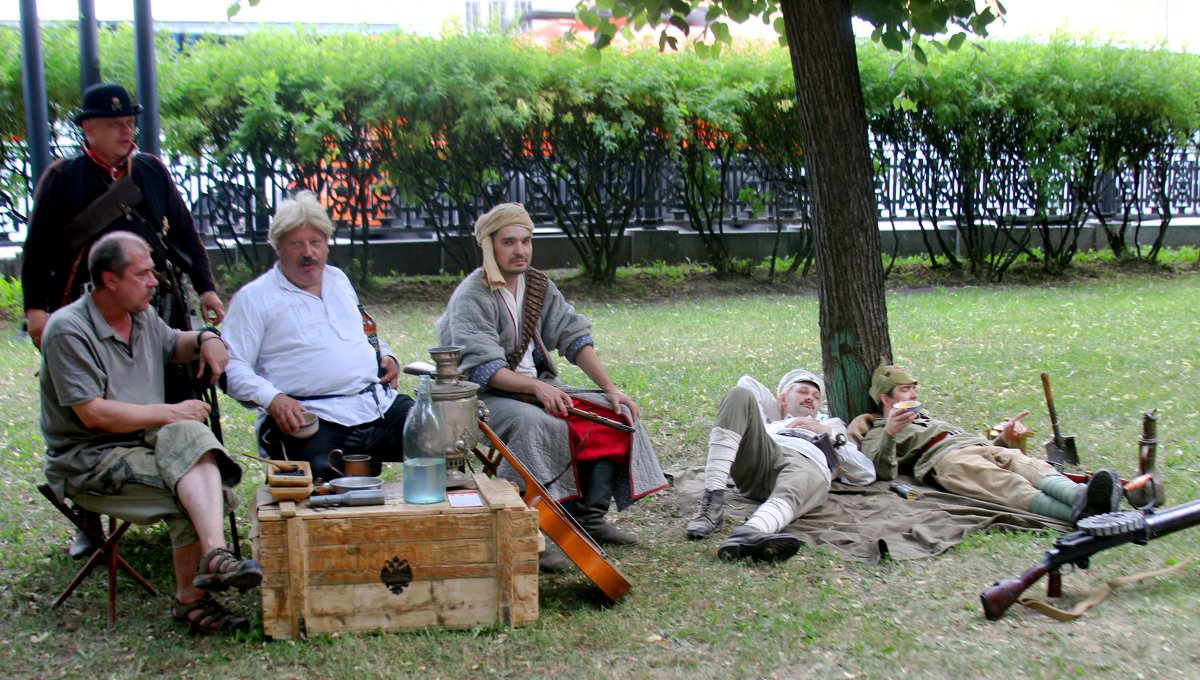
[{"xmin": 259, "ymin": 394, "xmax": 414, "ymax": 483}]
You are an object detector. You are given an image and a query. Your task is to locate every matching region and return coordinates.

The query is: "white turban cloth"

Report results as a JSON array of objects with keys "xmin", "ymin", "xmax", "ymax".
[{"xmin": 474, "ymin": 203, "xmax": 534, "ymax": 290}]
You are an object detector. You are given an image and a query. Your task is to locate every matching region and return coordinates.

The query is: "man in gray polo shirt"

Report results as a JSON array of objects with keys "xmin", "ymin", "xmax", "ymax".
[{"xmin": 39, "ymin": 232, "xmax": 260, "ymax": 634}]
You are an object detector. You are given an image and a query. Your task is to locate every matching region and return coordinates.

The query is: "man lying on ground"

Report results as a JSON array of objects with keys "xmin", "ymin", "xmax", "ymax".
[
  {"xmin": 858, "ymin": 358, "xmax": 1120, "ymax": 525},
  {"xmin": 686, "ymin": 369, "xmax": 876, "ymax": 563}
]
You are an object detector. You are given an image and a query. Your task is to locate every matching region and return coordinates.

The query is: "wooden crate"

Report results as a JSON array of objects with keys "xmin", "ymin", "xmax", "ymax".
[{"xmin": 251, "ymin": 473, "xmax": 539, "ymax": 640}]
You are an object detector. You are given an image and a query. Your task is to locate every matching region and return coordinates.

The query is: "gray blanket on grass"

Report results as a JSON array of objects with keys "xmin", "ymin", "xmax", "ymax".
[{"xmin": 667, "ymin": 464, "xmax": 1068, "ymax": 563}]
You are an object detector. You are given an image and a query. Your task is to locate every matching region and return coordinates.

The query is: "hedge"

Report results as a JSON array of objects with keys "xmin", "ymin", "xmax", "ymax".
[{"xmin": 2, "ymin": 26, "xmax": 1197, "ymax": 282}]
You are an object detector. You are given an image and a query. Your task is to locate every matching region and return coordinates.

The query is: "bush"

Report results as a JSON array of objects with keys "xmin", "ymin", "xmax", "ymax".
[
  {"xmin": 2, "ymin": 27, "xmax": 1197, "ymax": 282},
  {"xmin": 0, "ymin": 276, "xmax": 23, "ymax": 321}
]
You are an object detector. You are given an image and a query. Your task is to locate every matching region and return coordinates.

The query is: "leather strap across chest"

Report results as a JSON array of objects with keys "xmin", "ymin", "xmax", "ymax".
[{"xmin": 505, "ymin": 268, "xmax": 548, "ymax": 369}]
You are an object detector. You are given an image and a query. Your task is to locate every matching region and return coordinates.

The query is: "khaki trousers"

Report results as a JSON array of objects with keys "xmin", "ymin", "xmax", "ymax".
[
  {"xmin": 70, "ymin": 420, "xmax": 239, "ymax": 548},
  {"xmin": 717, "ymin": 387, "xmax": 828, "ymax": 517},
  {"xmin": 931, "ymin": 444, "xmax": 1056, "ymax": 510}
]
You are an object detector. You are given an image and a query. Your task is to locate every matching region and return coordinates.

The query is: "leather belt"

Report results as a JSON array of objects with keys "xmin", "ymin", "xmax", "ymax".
[{"xmin": 917, "ymin": 431, "xmax": 951, "ymax": 458}]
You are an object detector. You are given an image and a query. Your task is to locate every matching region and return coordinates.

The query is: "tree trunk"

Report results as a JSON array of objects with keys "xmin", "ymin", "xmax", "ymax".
[{"xmin": 780, "ymin": 0, "xmax": 892, "ymax": 420}]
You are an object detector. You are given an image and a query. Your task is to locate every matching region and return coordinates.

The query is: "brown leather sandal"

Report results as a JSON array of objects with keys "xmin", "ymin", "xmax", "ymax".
[
  {"xmin": 192, "ymin": 547, "xmax": 264, "ymax": 593},
  {"xmin": 171, "ymin": 595, "xmax": 250, "ymax": 634}
]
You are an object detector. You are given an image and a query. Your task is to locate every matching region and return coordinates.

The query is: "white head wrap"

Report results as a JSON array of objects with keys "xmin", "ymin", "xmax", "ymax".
[
  {"xmin": 474, "ymin": 203, "xmax": 534, "ymax": 290},
  {"xmin": 777, "ymin": 368, "xmax": 824, "ymax": 399}
]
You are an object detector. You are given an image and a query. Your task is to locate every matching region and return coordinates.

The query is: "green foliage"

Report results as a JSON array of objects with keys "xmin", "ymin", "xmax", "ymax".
[
  {"xmin": 377, "ymin": 34, "xmax": 539, "ymax": 272},
  {"xmin": 509, "ymin": 48, "xmax": 675, "ymax": 284},
  {"xmin": 0, "ymin": 276, "xmax": 22, "ymax": 320},
  {"xmin": 1, "ymin": 25, "xmax": 1197, "ymax": 282},
  {"xmin": 213, "ymin": 261, "xmax": 255, "ymax": 296},
  {"xmin": 863, "ymin": 37, "xmax": 1200, "ymax": 279}
]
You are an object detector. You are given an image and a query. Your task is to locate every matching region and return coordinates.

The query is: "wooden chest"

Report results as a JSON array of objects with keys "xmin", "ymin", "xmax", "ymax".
[{"xmin": 251, "ymin": 473, "xmax": 539, "ymax": 640}]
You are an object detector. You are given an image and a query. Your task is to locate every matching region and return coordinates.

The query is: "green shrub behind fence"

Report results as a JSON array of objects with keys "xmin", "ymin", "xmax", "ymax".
[{"xmin": 1, "ymin": 27, "xmax": 1197, "ymax": 284}]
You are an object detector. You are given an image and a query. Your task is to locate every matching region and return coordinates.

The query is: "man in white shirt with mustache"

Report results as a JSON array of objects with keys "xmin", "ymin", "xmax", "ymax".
[{"xmin": 685, "ymin": 369, "xmax": 876, "ymax": 563}]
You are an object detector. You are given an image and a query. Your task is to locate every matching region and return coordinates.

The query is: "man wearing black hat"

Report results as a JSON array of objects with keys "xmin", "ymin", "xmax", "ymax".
[
  {"xmin": 22, "ymin": 82, "xmax": 223, "ymax": 350},
  {"xmin": 22, "ymin": 83, "xmax": 225, "ymax": 559}
]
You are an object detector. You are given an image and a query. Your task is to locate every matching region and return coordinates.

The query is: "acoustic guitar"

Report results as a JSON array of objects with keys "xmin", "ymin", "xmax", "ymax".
[{"xmin": 477, "ymin": 420, "xmax": 633, "ymax": 603}]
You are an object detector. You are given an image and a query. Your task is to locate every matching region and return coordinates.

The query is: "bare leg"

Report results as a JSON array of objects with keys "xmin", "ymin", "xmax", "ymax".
[
  {"xmin": 173, "ymin": 450, "xmax": 227, "ymax": 558},
  {"xmin": 172, "ymin": 541, "xmax": 208, "ymax": 604},
  {"xmin": 176, "ymin": 450, "xmax": 262, "ymax": 595}
]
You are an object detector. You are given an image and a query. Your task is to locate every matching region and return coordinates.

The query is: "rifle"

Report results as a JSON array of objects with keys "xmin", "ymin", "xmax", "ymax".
[
  {"xmin": 980, "ymin": 498, "xmax": 1200, "ymax": 620},
  {"xmin": 401, "ymin": 361, "xmax": 635, "ymax": 433}
]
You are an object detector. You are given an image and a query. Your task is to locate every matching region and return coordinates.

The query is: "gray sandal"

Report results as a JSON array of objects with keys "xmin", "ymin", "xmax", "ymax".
[
  {"xmin": 192, "ymin": 547, "xmax": 263, "ymax": 593},
  {"xmin": 171, "ymin": 595, "xmax": 249, "ymax": 634}
]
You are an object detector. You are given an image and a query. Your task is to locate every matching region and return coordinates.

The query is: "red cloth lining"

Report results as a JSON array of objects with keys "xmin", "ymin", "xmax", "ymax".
[{"xmin": 566, "ymin": 398, "xmax": 631, "ymax": 462}]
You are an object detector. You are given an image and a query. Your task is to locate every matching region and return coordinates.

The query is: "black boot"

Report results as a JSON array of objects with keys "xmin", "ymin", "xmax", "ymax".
[
  {"xmin": 685, "ymin": 489, "xmax": 725, "ymax": 540},
  {"xmin": 717, "ymin": 525, "xmax": 801, "ymax": 563},
  {"xmin": 539, "ymin": 548, "xmax": 570, "ymax": 573},
  {"xmin": 1071, "ymin": 468, "xmax": 1123, "ymax": 525},
  {"xmin": 572, "ymin": 460, "xmax": 640, "ymax": 546},
  {"xmin": 69, "ymin": 506, "xmax": 102, "ymax": 560}
]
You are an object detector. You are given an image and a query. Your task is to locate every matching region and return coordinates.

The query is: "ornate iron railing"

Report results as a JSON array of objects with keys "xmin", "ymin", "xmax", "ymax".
[{"xmin": 3, "ymin": 137, "xmax": 1198, "ymax": 251}]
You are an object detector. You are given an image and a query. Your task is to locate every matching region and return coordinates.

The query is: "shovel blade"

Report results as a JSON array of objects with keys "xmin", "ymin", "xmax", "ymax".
[
  {"xmin": 1061, "ymin": 435, "xmax": 1079, "ymax": 465},
  {"xmin": 1043, "ymin": 440, "xmax": 1068, "ymax": 465},
  {"xmin": 1044, "ymin": 436, "xmax": 1080, "ymax": 466}
]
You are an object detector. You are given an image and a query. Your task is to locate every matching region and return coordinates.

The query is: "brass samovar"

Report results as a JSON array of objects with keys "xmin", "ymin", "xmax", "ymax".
[{"xmin": 423, "ymin": 346, "xmax": 482, "ymax": 489}]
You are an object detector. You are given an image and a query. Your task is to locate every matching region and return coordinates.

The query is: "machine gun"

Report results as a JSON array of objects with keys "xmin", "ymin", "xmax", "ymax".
[{"xmin": 980, "ymin": 498, "xmax": 1200, "ymax": 620}]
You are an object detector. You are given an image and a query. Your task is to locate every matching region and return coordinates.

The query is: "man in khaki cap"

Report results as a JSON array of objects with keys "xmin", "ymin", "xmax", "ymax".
[
  {"xmin": 684, "ymin": 369, "xmax": 875, "ymax": 563},
  {"xmin": 860, "ymin": 358, "xmax": 1120, "ymax": 525},
  {"xmin": 436, "ymin": 203, "xmax": 667, "ymax": 569}
]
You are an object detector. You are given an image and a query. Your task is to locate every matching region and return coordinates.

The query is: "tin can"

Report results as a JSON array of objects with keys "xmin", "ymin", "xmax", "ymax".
[{"xmin": 889, "ymin": 481, "xmax": 920, "ymax": 501}]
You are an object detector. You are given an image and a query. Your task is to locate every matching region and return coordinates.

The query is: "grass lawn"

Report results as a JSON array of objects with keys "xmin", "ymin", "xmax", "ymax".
[{"xmin": 1, "ymin": 269, "xmax": 1197, "ymax": 678}]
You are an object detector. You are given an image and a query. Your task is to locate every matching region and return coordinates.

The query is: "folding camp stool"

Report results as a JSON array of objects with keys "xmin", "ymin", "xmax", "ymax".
[{"xmin": 36, "ymin": 483, "xmax": 159, "ymax": 627}]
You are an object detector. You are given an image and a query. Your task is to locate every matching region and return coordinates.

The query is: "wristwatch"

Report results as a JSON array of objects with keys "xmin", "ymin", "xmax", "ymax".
[{"xmin": 832, "ymin": 433, "xmax": 847, "ymax": 448}]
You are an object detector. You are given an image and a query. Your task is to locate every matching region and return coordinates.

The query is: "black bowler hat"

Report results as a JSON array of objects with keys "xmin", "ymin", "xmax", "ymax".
[{"xmin": 74, "ymin": 83, "xmax": 143, "ymax": 124}]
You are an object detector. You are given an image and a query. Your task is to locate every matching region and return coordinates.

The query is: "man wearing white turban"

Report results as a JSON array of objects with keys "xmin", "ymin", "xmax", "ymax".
[
  {"xmin": 436, "ymin": 203, "xmax": 667, "ymax": 565},
  {"xmin": 684, "ymin": 369, "xmax": 875, "ymax": 563}
]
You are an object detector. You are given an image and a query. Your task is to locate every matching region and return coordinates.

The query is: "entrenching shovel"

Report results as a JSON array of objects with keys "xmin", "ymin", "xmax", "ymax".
[{"xmin": 1041, "ymin": 372, "xmax": 1079, "ymax": 465}]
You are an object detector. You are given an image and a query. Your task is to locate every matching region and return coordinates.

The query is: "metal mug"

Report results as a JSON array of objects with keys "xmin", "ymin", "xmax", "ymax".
[{"xmin": 327, "ymin": 449, "xmax": 373, "ymax": 477}]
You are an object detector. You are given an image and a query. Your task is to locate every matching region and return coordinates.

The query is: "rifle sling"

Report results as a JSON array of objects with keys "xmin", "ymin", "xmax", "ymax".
[
  {"xmin": 505, "ymin": 268, "xmax": 549, "ymax": 369},
  {"xmin": 1018, "ymin": 553, "xmax": 1195, "ymax": 621},
  {"xmin": 57, "ymin": 158, "xmax": 198, "ymax": 308},
  {"xmin": 62, "ymin": 173, "xmax": 143, "ymax": 251}
]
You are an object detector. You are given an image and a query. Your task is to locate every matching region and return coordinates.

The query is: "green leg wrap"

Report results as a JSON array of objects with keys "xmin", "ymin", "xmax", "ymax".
[
  {"xmin": 1029, "ymin": 492, "xmax": 1074, "ymax": 522},
  {"xmin": 1038, "ymin": 473, "xmax": 1083, "ymax": 505}
]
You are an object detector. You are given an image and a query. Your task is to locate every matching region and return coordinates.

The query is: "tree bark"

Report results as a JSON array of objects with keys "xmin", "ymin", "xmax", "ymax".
[{"xmin": 780, "ymin": 0, "xmax": 892, "ymax": 420}]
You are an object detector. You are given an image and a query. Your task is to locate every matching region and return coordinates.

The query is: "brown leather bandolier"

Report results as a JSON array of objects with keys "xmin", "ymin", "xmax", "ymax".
[
  {"xmin": 57, "ymin": 173, "xmax": 143, "ymax": 308},
  {"xmin": 505, "ymin": 268, "xmax": 548, "ymax": 369}
]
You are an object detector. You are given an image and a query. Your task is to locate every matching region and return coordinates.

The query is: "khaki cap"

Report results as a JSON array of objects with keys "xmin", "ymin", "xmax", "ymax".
[{"xmin": 869, "ymin": 357, "xmax": 917, "ymax": 405}]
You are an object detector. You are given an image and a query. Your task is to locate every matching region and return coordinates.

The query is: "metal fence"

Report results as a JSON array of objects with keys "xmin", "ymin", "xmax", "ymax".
[{"xmin": 3, "ymin": 136, "xmax": 1198, "ymax": 250}]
